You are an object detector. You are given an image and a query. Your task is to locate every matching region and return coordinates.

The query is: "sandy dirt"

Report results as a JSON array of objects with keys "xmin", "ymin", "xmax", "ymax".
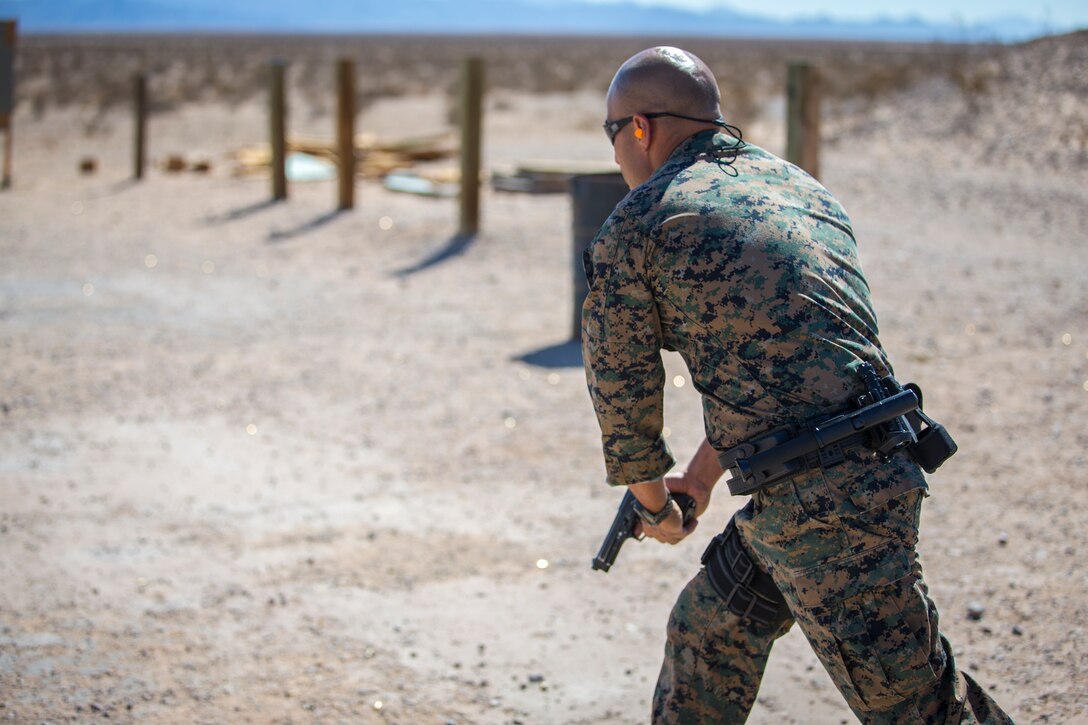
[{"xmin": 1, "ymin": 33, "xmax": 1087, "ymax": 725}]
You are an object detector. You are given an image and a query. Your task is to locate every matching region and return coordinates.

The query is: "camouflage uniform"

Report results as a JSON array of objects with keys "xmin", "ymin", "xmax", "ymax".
[{"xmin": 582, "ymin": 130, "xmax": 1012, "ymax": 723}]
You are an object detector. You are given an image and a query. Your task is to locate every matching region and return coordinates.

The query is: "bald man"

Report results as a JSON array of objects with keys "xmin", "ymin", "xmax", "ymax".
[{"xmin": 582, "ymin": 47, "xmax": 1012, "ymax": 723}]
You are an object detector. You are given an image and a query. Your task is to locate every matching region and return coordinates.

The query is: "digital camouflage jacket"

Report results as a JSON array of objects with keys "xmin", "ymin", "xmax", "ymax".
[{"xmin": 582, "ymin": 130, "xmax": 896, "ymax": 487}]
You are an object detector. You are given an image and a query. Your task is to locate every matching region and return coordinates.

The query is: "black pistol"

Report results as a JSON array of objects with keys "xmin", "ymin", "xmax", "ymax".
[{"xmin": 592, "ymin": 490, "xmax": 696, "ymax": 572}]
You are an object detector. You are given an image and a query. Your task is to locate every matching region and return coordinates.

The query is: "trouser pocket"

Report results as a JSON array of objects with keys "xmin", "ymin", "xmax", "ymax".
[
  {"xmin": 831, "ymin": 573, "xmax": 941, "ymax": 711},
  {"xmin": 791, "ymin": 536, "xmax": 941, "ymax": 713}
]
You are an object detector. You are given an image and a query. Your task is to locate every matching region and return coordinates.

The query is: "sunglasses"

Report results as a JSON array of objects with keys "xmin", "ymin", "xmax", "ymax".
[{"xmin": 602, "ymin": 112, "xmax": 733, "ymax": 145}]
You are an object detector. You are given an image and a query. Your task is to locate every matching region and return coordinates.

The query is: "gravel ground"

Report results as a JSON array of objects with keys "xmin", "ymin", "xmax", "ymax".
[{"xmin": 1, "ymin": 33, "xmax": 1086, "ymax": 724}]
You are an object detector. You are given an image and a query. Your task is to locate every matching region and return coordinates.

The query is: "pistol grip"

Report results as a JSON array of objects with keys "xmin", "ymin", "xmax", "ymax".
[{"xmin": 674, "ymin": 493, "xmax": 697, "ymax": 525}]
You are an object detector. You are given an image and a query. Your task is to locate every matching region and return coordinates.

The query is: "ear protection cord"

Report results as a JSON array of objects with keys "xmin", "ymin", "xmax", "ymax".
[
  {"xmin": 703, "ymin": 118, "xmax": 744, "ymax": 177},
  {"xmin": 632, "ymin": 111, "xmax": 746, "ymax": 176}
]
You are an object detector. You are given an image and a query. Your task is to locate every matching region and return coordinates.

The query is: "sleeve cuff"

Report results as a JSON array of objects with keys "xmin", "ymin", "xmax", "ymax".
[{"xmin": 604, "ymin": 436, "xmax": 675, "ymax": 487}]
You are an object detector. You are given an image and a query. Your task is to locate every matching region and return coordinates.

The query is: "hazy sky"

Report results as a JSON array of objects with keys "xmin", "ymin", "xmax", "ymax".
[{"xmin": 590, "ymin": 0, "xmax": 1086, "ymax": 28}]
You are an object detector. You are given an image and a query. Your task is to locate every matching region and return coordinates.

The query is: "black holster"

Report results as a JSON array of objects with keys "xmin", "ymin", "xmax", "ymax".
[
  {"xmin": 717, "ymin": 364, "xmax": 958, "ymax": 497},
  {"xmin": 701, "ymin": 519, "xmax": 791, "ymax": 627},
  {"xmin": 902, "ymin": 383, "xmax": 958, "ymax": 473}
]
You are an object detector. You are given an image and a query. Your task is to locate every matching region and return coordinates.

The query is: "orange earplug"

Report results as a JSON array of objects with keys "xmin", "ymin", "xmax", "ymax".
[{"xmin": 634, "ymin": 127, "xmax": 644, "ymax": 140}]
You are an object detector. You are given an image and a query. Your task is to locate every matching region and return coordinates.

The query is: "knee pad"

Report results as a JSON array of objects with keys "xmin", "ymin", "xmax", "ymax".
[{"xmin": 700, "ymin": 518, "xmax": 792, "ymax": 627}]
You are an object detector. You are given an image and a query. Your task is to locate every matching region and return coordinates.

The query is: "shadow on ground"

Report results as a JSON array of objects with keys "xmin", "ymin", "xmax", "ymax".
[
  {"xmin": 515, "ymin": 340, "xmax": 582, "ymax": 368},
  {"xmin": 202, "ymin": 198, "xmax": 281, "ymax": 226},
  {"xmin": 267, "ymin": 210, "xmax": 344, "ymax": 243},
  {"xmin": 394, "ymin": 233, "xmax": 476, "ymax": 277}
]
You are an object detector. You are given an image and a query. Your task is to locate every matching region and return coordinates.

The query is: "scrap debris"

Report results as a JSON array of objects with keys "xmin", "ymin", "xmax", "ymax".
[
  {"xmin": 382, "ymin": 168, "xmax": 459, "ymax": 198},
  {"xmin": 228, "ymin": 134, "xmax": 622, "ymax": 200},
  {"xmin": 491, "ymin": 160, "xmax": 618, "ymax": 194},
  {"xmin": 229, "ymin": 132, "xmax": 455, "ymax": 180},
  {"xmin": 284, "ymin": 152, "xmax": 335, "ymax": 182},
  {"xmin": 158, "ymin": 154, "xmax": 213, "ymax": 174}
]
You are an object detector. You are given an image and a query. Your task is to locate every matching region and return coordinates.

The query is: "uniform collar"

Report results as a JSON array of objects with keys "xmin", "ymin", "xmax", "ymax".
[
  {"xmin": 673, "ymin": 128, "xmax": 742, "ymax": 162},
  {"xmin": 653, "ymin": 129, "xmax": 745, "ymax": 182}
]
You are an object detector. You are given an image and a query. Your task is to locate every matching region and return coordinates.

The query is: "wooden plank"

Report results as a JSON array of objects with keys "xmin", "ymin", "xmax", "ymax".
[{"xmin": 228, "ymin": 132, "xmax": 455, "ymax": 180}]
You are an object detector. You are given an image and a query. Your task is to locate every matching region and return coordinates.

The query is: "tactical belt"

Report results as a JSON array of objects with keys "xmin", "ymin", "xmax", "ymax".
[
  {"xmin": 717, "ymin": 363, "xmax": 957, "ymax": 498},
  {"xmin": 700, "ymin": 518, "xmax": 791, "ymax": 627}
]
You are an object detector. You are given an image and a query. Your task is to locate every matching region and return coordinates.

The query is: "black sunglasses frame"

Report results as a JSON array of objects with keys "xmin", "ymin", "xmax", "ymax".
[{"xmin": 602, "ymin": 111, "xmax": 733, "ymax": 145}]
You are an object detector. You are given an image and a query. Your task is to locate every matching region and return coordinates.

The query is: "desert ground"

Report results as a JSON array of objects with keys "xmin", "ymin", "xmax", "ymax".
[{"xmin": 1, "ymin": 32, "xmax": 1086, "ymax": 724}]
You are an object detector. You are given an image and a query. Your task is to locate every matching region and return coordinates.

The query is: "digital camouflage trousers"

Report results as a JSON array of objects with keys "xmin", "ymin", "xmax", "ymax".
[{"xmin": 653, "ymin": 455, "xmax": 1014, "ymax": 724}]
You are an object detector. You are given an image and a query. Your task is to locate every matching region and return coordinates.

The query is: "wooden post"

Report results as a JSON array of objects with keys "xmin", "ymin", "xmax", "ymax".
[
  {"xmin": 458, "ymin": 56, "xmax": 483, "ymax": 235},
  {"xmin": 133, "ymin": 74, "xmax": 147, "ymax": 180},
  {"xmin": 269, "ymin": 60, "xmax": 287, "ymax": 201},
  {"xmin": 0, "ymin": 118, "xmax": 9, "ymax": 189},
  {"xmin": 0, "ymin": 19, "xmax": 16, "ymax": 189},
  {"xmin": 336, "ymin": 58, "xmax": 355, "ymax": 211},
  {"xmin": 786, "ymin": 61, "xmax": 821, "ymax": 180}
]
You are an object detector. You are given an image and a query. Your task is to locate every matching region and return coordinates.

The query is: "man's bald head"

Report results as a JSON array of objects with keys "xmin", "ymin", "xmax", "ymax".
[{"xmin": 607, "ymin": 47, "xmax": 721, "ymax": 119}]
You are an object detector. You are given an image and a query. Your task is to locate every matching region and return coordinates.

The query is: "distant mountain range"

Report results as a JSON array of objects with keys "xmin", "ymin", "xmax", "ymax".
[{"xmin": 0, "ymin": 0, "xmax": 1062, "ymax": 43}]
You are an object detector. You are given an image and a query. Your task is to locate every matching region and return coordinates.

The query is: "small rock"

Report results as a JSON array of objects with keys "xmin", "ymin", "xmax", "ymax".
[
  {"xmin": 1012, "ymin": 626, "xmax": 1023, "ymax": 636},
  {"xmin": 967, "ymin": 602, "xmax": 986, "ymax": 621},
  {"xmin": 528, "ymin": 674, "xmax": 545, "ymax": 683},
  {"xmin": 79, "ymin": 157, "xmax": 98, "ymax": 175},
  {"xmin": 997, "ymin": 532, "xmax": 1009, "ymax": 546},
  {"xmin": 162, "ymin": 155, "xmax": 187, "ymax": 173}
]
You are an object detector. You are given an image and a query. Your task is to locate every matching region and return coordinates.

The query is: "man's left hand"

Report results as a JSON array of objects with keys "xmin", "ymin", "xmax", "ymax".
[{"xmin": 636, "ymin": 496, "xmax": 695, "ymax": 544}]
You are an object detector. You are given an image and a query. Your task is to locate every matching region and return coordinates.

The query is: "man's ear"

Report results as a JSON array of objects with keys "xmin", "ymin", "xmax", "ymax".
[{"xmin": 632, "ymin": 115, "xmax": 649, "ymax": 148}]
